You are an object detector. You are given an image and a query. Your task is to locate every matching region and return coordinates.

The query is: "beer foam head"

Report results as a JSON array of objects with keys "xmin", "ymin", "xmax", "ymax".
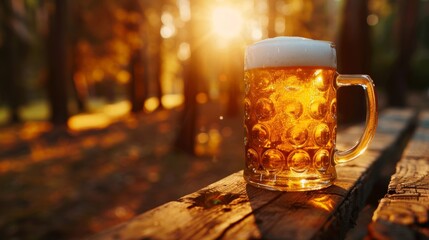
[{"xmin": 245, "ymin": 37, "xmax": 337, "ymax": 70}]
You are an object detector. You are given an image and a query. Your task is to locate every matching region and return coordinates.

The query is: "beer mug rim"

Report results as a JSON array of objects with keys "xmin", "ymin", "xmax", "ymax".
[{"xmin": 244, "ymin": 37, "xmax": 337, "ymax": 70}]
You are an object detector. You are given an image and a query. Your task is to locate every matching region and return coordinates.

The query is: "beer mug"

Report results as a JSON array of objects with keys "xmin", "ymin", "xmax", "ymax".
[{"xmin": 243, "ymin": 37, "xmax": 377, "ymax": 191}]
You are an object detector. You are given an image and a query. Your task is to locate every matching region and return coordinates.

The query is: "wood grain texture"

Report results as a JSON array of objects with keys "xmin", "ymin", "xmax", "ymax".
[
  {"xmin": 90, "ymin": 108, "xmax": 416, "ymax": 240},
  {"xmin": 369, "ymin": 110, "xmax": 429, "ymax": 240},
  {"xmin": 403, "ymin": 111, "xmax": 429, "ymax": 158}
]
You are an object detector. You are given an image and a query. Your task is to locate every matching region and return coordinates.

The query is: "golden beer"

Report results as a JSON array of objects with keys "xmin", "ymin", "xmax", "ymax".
[{"xmin": 243, "ymin": 37, "xmax": 377, "ymax": 191}]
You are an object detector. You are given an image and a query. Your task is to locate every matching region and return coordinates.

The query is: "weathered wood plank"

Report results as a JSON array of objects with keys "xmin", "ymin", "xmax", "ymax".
[
  {"xmin": 90, "ymin": 108, "xmax": 416, "ymax": 240},
  {"xmin": 89, "ymin": 172, "xmax": 282, "ymax": 240},
  {"xmin": 402, "ymin": 111, "xmax": 429, "ymax": 158},
  {"xmin": 369, "ymin": 110, "xmax": 429, "ymax": 240}
]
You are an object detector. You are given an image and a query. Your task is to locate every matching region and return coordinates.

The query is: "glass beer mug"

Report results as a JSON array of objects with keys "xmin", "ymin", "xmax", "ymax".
[{"xmin": 243, "ymin": 37, "xmax": 377, "ymax": 191}]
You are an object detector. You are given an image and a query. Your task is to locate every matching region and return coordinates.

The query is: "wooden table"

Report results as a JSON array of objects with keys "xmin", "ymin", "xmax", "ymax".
[
  {"xmin": 90, "ymin": 108, "xmax": 419, "ymax": 240},
  {"xmin": 369, "ymin": 111, "xmax": 429, "ymax": 239}
]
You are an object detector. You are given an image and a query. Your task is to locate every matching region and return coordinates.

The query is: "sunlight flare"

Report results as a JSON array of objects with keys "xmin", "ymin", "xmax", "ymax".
[
  {"xmin": 68, "ymin": 114, "xmax": 111, "ymax": 131},
  {"xmin": 211, "ymin": 6, "xmax": 243, "ymax": 39},
  {"xmin": 161, "ymin": 94, "xmax": 184, "ymax": 109}
]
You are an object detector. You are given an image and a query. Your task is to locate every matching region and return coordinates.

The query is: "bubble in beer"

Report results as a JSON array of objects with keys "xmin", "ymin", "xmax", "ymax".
[
  {"xmin": 288, "ymin": 150, "xmax": 311, "ymax": 173},
  {"xmin": 246, "ymin": 148, "xmax": 260, "ymax": 173},
  {"xmin": 314, "ymin": 149, "xmax": 330, "ymax": 172},
  {"xmin": 286, "ymin": 126, "xmax": 308, "ymax": 147},
  {"xmin": 256, "ymin": 98, "xmax": 275, "ymax": 121},
  {"xmin": 309, "ymin": 97, "xmax": 328, "ymax": 120},
  {"xmin": 244, "ymin": 98, "xmax": 251, "ymax": 120},
  {"xmin": 251, "ymin": 123, "xmax": 270, "ymax": 147},
  {"xmin": 285, "ymin": 101, "xmax": 303, "ymax": 119},
  {"xmin": 314, "ymin": 123, "xmax": 330, "ymax": 146},
  {"xmin": 261, "ymin": 149, "xmax": 285, "ymax": 173}
]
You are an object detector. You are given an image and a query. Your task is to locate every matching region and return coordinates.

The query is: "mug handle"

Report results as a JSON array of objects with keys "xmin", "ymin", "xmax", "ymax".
[{"xmin": 334, "ymin": 74, "xmax": 378, "ymax": 164}]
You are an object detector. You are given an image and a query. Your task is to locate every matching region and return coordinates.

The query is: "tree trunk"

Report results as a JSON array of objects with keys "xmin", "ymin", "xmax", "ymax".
[
  {"xmin": 175, "ymin": 60, "xmax": 198, "ymax": 154},
  {"xmin": 0, "ymin": 0, "xmax": 27, "ymax": 124},
  {"xmin": 153, "ymin": 30, "xmax": 164, "ymax": 110},
  {"xmin": 337, "ymin": 0, "xmax": 370, "ymax": 124},
  {"xmin": 71, "ymin": 80, "xmax": 86, "ymax": 112},
  {"xmin": 225, "ymin": 43, "xmax": 242, "ymax": 117},
  {"xmin": 129, "ymin": 49, "xmax": 148, "ymax": 113},
  {"xmin": 152, "ymin": 0, "xmax": 164, "ymax": 110},
  {"xmin": 174, "ymin": 0, "xmax": 201, "ymax": 155},
  {"xmin": 46, "ymin": 0, "xmax": 70, "ymax": 125},
  {"xmin": 387, "ymin": 0, "xmax": 419, "ymax": 107},
  {"xmin": 125, "ymin": 0, "xmax": 149, "ymax": 114},
  {"xmin": 70, "ymin": 2, "xmax": 87, "ymax": 113}
]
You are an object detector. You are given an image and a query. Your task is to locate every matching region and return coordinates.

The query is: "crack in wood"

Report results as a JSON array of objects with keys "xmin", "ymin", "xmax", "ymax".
[{"xmin": 185, "ymin": 190, "xmax": 243, "ymax": 209}]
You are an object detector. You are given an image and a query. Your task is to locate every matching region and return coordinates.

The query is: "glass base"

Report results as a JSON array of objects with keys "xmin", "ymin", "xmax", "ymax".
[{"xmin": 244, "ymin": 171, "xmax": 336, "ymax": 192}]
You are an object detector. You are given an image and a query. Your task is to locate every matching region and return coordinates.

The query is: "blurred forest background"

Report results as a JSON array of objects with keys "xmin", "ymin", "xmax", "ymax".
[
  {"xmin": 0, "ymin": 0, "xmax": 429, "ymax": 239},
  {"xmin": 1, "ymin": 0, "xmax": 429, "ymax": 128}
]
